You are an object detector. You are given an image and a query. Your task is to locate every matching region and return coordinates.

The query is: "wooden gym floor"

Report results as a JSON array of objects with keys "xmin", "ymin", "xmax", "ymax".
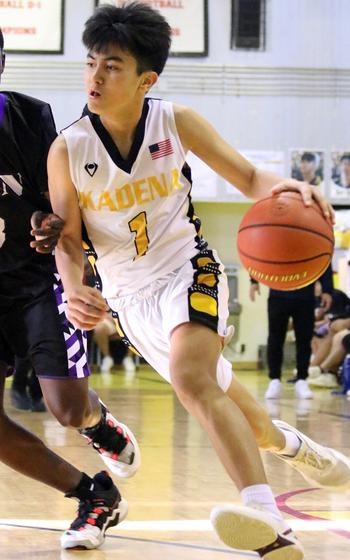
[{"xmin": 0, "ymin": 365, "xmax": 349, "ymax": 559}]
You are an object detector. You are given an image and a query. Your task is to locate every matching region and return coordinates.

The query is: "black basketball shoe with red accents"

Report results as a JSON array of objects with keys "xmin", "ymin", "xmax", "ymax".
[
  {"xmin": 79, "ymin": 400, "xmax": 140, "ymax": 478},
  {"xmin": 61, "ymin": 471, "xmax": 128, "ymax": 550}
]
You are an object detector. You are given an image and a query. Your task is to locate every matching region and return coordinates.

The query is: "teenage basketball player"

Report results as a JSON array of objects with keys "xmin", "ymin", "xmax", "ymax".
[
  {"xmin": 46, "ymin": 4, "xmax": 350, "ymax": 558},
  {"xmin": 0, "ymin": 28, "xmax": 140, "ymax": 549}
]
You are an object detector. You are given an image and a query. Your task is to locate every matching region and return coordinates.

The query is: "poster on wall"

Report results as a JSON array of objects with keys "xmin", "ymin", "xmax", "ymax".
[
  {"xmin": 0, "ymin": 0, "xmax": 64, "ymax": 54},
  {"xmin": 94, "ymin": 0, "xmax": 208, "ymax": 56},
  {"xmin": 290, "ymin": 149, "xmax": 325, "ymax": 192},
  {"xmin": 329, "ymin": 151, "xmax": 350, "ymax": 201},
  {"xmin": 223, "ymin": 150, "xmax": 285, "ymax": 200}
]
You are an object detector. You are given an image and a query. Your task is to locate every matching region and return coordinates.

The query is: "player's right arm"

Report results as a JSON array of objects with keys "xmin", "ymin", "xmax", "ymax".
[
  {"xmin": 174, "ymin": 104, "xmax": 333, "ymax": 222},
  {"xmin": 47, "ymin": 135, "xmax": 108, "ymax": 330}
]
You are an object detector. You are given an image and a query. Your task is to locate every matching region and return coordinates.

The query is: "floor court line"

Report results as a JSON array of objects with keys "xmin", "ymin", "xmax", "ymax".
[
  {"xmin": 0, "ymin": 521, "xmax": 256, "ymax": 557},
  {"xmin": 277, "ymin": 488, "xmax": 350, "ymax": 540},
  {"xmin": 1, "ymin": 516, "xmax": 350, "ymax": 533}
]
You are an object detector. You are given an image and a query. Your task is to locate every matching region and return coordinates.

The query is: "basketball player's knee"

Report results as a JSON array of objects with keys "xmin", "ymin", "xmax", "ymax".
[
  {"xmin": 251, "ymin": 416, "xmax": 272, "ymax": 449},
  {"xmin": 171, "ymin": 370, "xmax": 198, "ymax": 400},
  {"xmin": 171, "ymin": 366, "xmax": 213, "ymax": 406}
]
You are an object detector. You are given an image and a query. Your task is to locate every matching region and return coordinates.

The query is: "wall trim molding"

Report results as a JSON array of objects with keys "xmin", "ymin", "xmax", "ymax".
[{"xmin": 2, "ymin": 60, "xmax": 350, "ymax": 97}]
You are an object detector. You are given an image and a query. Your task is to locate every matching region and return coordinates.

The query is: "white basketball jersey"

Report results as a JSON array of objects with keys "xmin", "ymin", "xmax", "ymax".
[{"xmin": 62, "ymin": 98, "xmax": 205, "ymax": 299}]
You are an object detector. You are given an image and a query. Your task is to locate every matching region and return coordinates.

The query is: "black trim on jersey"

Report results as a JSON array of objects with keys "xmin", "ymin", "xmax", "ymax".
[
  {"xmin": 88, "ymin": 99, "xmax": 150, "ymax": 174},
  {"xmin": 182, "ymin": 162, "xmax": 207, "ymax": 251},
  {"xmin": 81, "ymin": 223, "xmax": 103, "ymax": 293}
]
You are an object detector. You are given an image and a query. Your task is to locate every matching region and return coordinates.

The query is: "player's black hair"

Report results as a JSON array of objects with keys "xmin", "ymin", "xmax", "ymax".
[
  {"xmin": 340, "ymin": 153, "xmax": 350, "ymax": 163},
  {"xmin": 82, "ymin": 2, "xmax": 171, "ymax": 75},
  {"xmin": 0, "ymin": 29, "xmax": 4, "ymax": 50},
  {"xmin": 301, "ymin": 152, "xmax": 316, "ymax": 163}
]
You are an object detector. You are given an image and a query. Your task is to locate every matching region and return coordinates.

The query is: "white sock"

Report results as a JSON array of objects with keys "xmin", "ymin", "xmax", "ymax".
[
  {"xmin": 240, "ymin": 484, "xmax": 282, "ymax": 520},
  {"xmin": 275, "ymin": 428, "xmax": 302, "ymax": 457}
]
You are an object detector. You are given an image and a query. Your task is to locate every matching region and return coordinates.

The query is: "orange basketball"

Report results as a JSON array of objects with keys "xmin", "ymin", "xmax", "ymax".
[{"xmin": 237, "ymin": 191, "xmax": 334, "ymax": 290}]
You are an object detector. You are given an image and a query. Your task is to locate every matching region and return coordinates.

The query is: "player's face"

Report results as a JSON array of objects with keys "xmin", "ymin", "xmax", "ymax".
[
  {"xmin": 84, "ymin": 45, "xmax": 152, "ymax": 115},
  {"xmin": 300, "ymin": 160, "xmax": 316, "ymax": 179}
]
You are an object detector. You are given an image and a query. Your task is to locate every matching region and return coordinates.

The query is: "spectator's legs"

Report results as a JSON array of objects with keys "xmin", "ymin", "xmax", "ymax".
[
  {"xmin": 28, "ymin": 370, "xmax": 43, "ymax": 401},
  {"xmin": 93, "ymin": 319, "xmax": 114, "ymax": 373},
  {"xmin": 292, "ymin": 300, "xmax": 315, "ymax": 380},
  {"xmin": 267, "ymin": 298, "xmax": 289, "ymax": 380},
  {"xmin": 93, "ymin": 321, "xmax": 111, "ymax": 358},
  {"xmin": 11, "ymin": 356, "xmax": 32, "ymax": 410},
  {"xmin": 310, "ymin": 332, "xmax": 333, "ymax": 366},
  {"xmin": 12, "ymin": 356, "xmax": 30, "ymax": 395},
  {"xmin": 321, "ymin": 329, "xmax": 348, "ymax": 372}
]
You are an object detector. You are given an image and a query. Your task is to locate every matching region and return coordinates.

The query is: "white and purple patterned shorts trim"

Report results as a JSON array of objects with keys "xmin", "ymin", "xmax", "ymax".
[{"xmin": 53, "ymin": 275, "xmax": 90, "ymax": 379}]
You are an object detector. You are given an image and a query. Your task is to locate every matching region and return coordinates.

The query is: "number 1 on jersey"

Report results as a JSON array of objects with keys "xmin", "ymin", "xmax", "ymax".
[{"xmin": 128, "ymin": 211, "xmax": 150, "ymax": 259}]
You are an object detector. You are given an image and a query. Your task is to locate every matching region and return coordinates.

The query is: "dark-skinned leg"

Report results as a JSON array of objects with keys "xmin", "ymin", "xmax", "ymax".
[
  {"xmin": 39, "ymin": 376, "xmax": 141, "ymax": 478},
  {"xmin": 1, "ymin": 366, "xmax": 127, "ymax": 550},
  {"xmin": 0, "ymin": 367, "xmax": 82, "ymax": 492}
]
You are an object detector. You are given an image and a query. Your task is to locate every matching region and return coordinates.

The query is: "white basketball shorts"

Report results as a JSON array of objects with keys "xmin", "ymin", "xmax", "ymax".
[{"xmin": 108, "ymin": 248, "xmax": 234, "ymax": 392}]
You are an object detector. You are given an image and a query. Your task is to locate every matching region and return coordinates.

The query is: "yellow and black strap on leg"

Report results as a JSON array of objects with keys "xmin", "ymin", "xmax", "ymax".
[{"xmin": 188, "ymin": 249, "xmax": 221, "ymax": 333}]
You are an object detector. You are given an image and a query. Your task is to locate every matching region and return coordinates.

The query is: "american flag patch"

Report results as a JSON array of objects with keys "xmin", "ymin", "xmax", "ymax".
[{"xmin": 149, "ymin": 138, "xmax": 174, "ymax": 160}]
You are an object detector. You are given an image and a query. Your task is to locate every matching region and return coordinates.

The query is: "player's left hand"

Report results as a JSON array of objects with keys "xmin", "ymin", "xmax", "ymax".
[
  {"xmin": 30, "ymin": 211, "xmax": 65, "ymax": 253},
  {"xmin": 271, "ymin": 180, "xmax": 335, "ymax": 224}
]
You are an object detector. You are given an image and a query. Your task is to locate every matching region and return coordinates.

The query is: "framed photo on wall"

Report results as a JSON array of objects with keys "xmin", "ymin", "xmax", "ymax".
[
  {"xmin": 94, "ymin": 0, "xmax": 208, "ymax": 56},
  {"xmin": 329, "ymin": 151, "xmax": 350, "ymax": 201},
  {"xmin": 0, "ymin": 0, "xmax": 64, "ymax": 54},
  {"xmin": 290, "ymin": 150, "xmax": 325, "ymax": 192}
]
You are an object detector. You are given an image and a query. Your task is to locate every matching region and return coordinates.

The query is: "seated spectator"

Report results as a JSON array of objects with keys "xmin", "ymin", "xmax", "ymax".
[
  {"xmin": 315, "ymin": 286, "xmax": 350, "ymax": 322},
  {"xmin": 311, "ymin": 316, "xmax": 350, "ymax": 370},
  {"xmin": 93, "ymin": 314, "xmax": 136, "ymax": 374},
  {"xmin": 308, "ymin": 328, "xmax": 350, "ymax": 388}
]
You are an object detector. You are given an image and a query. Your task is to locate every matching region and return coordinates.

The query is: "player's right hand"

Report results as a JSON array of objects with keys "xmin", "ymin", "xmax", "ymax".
[
  {"xmin": 66, "ymin": 286, "xmax": 109, "ymax": 330},
  {"xmin": 249, "ymin": 282, "xmax": 260, "ymax": 302}
]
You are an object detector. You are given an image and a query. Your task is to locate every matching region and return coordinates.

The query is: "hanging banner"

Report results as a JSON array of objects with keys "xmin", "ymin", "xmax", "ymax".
[
  {"xmin": 0, "ymin": 0, "xmax": 64, "ymax": 54},
  {"xmin": 94, "ymin": 0, "xmax": 208, "ymax": 56}
]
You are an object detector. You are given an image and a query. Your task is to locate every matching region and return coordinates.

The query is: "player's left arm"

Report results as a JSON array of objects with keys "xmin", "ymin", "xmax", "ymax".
[{"xmin": 174, "ymin": 104, "xmax": 334, "ymax": 222}]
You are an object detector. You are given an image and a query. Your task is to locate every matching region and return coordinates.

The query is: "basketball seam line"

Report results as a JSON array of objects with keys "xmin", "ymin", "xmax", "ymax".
[
  {"xmin": 238, "ymin": 223, "xmax": 334, "ymax": 243},
  {"xmin": 237, "ymin": 250, "xmax": 332, "ymax": 265},
  {"xmin": 252, "ymin": 195, "xmax": 324, "ymax": 217}
]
